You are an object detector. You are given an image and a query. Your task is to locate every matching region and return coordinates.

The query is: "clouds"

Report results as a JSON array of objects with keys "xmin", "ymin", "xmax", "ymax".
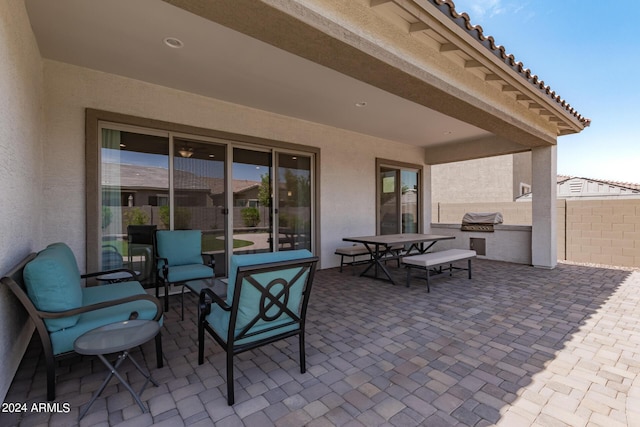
[{"xmin": 454, "ymin": 0, "xmax": 505, "ymax": 20}]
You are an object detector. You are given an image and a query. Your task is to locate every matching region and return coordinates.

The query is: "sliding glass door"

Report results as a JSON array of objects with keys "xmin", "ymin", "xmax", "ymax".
[
  {"xmin": 277, "ymin": 152, "xmax": 312, "ymax": 251},
  {"xmin": 100, "ymin": 127, "xmax": 169, "ymax": 285},
  {"xmin": 97, "ymin": 120, "xmax": 315, "ymax": 282},
  {"xmin": 377, "ymin": 160, "xmax": 420, "ymax": 235}
]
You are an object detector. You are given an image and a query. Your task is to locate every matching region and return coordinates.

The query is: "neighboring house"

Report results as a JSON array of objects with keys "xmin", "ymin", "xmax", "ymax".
[
  {"xmin": 1, "ymin": 0, "xmax": 590, "ymax": 400},
  {"xmin": 516, "ymin": 176, "xmax": 640, "ymax": 200}
]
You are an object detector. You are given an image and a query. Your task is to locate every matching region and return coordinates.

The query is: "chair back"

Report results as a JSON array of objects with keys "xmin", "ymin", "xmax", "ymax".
[
  {"xmin": 128, "ymin": 225, "xmax": 157, "ymax": 245},
  {"xmin": 227, "ymin": 250, "xmax": 317, "ymax": 346},
  {"xmin": 155, "ymin": 230, "xmax": 203, "ymax": 268}
]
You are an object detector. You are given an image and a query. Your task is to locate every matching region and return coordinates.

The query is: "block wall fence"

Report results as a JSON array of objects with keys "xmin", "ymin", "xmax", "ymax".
[{"xmin": 434, "ymin": 199, "xmax": 640, "ymax": 268}]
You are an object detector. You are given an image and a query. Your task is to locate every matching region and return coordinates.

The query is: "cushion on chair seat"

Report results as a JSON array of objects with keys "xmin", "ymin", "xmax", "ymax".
[
  {"xmin": 335, "ymin": 245, "xmax": 370, "ymax": 256},
  {"xmin": 207, "ymin": 250, "xmax": 313, "ymax": 345},
  {"xmin": 49, "ymin": 281, "xmax": 161, "ymax": 355},
  {"xmin": 156, "ymin": 230, "xmax": 203, "ymax": 267},
  {"xmin": 164, "ymin": 264, "xmax": 214, "ymax": 283},
  {"xmin": 24, "ymin": 243, "xmax": 83, "ymax": 332}
]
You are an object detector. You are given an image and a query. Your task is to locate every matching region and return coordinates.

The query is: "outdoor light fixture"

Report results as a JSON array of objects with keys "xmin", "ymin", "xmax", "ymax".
[
  {"xmin": 178, "ymin": 148, "xmax": 193, "ymax": 158},
  {"xmin": 163, "ymin": 37, "xmax": 184, "ymax": 49}
]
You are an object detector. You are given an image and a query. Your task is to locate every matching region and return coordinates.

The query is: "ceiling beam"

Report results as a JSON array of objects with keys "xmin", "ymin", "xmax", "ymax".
[
  {"xmin": 409, "ymin": 22, "xmax": 430, "ymax": 33},
  {"xmin": 369, "ymin": 0, "xmax": 393, "ymax": 7},
  {"xmin": 439, "ymin": 43, "xmax": 459, "ymax": 52},
  {"xmin": 464, "ymin": 59, "xmax": 483, "ymax": 68},
  {"xmin": 424, "ymin": 135, "xmax": 536, "ymax": 165}
]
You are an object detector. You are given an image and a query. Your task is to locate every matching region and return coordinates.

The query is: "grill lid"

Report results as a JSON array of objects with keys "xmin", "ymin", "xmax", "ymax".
[
  {"xmin": 461, "ymin": 212, "xmax": 503, "ymax": 225},
  {"xmin": 461, "ymin": 212, "xmax": 503, "ymax": 232}
]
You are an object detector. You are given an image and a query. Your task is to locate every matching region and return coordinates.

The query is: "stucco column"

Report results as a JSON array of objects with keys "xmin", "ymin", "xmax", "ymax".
[
  {"xmin": 531, "ymin": 145, "xmax": 557, "ymax": 268},
  {"xmin": 424, "ymin": 164, "xmax": 432, "ymax": 233}
]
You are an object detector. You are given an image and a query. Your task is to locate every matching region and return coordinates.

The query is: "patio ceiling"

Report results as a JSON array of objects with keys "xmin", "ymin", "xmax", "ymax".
[{"xmin": 25, "ymin": 0, "xmax": 587, "ymax": 162}]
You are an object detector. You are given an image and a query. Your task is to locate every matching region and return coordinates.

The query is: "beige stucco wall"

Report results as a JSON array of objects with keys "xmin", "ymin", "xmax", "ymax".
[
  {"xmin": 42, "ymin": 60, "xmax": 429, "ymax": 271},
  {"xmin": 431, "ymin": 154, "xmax": 517, "ymax": 203},
  {"xmin": 0, "ymin": 1, "xmax": 45, "ymax": 402}
]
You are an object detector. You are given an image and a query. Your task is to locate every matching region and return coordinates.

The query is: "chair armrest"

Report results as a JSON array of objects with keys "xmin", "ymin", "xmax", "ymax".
[
  {"xmin": 36, "ymin": 294, "xmax": 163, "ymax": 322},
  {"xmin": 156, "ymin": 256, "xmax": 169, "ymax": 279},
  {"xmin": 199, "ymin": 287, "xmax": 230, "ymax": 319},
  {"xmin": 201, "ymin": 253, "xmax": 216, "ymax": 270}
]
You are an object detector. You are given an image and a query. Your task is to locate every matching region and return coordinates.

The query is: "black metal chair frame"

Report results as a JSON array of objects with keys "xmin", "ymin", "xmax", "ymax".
[
  {"xmin": 197, "ymin": 256, "xmax": 318, "ymax": 405},
  {"xmin": 154, "ymin": 230, "xmax": 215, "ymax": 319},
  {"xmin": 1, "ymin": 253, "xmax": 164, "ymax": 401},
  {"xmin": 127, "ymin": 224, "xmax": 157, "ymax": 284}
]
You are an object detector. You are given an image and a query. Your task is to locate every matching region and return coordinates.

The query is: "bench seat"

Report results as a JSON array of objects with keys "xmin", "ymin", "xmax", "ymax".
[
  {"xmin": 335, "ymin": 244, "xmax": 371, "ymax": 272},
  {"xmin": 402, "ymin": 249, "xmax": 476, "ymax": 292}
]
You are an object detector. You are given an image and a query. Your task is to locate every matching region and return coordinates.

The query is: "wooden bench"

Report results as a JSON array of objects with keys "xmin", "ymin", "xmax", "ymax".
[{"xmin": 402, "ymin": 249, "xmax": 476, "ymax": 292}]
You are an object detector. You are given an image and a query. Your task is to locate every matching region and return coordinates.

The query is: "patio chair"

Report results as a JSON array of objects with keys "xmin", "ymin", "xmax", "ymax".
[
  {"xmin": 127, "ymin": 224, "xmax": 157, "ymax": 283},
  {"xmin": 1, "ymin": 243, "xmax": 163, "ymax": 401},
  {"xmin": 155, "ymin": 230, "xmax": 215, "ymax": 319},
  {"xmin": 197, "ymin": 250, "xmax": 318, "ymax": 405}
]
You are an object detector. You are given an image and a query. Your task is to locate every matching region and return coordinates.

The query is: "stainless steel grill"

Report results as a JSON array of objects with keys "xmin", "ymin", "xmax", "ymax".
[{"xmin": 461, "ymin": 212, "xmax": 503, "ymax": 232}]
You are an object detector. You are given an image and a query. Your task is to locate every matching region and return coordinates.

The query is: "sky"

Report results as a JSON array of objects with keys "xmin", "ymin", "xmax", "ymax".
[{"xmin": 450, "ymin": 0, "xmax": 640, "ymax": 184}]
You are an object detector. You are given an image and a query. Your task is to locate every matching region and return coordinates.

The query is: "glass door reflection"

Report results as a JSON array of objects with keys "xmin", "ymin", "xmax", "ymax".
[
  {"xmin": 173, "ymin": 137, "xmax": 227, "ymax": 275},
  {"xmin": 276, "ymin": 153, "xmax": 312, "ymax": 251},
  {"xmin": 232, "ymin": 148, "xmax": 272, "ymax": 255}
]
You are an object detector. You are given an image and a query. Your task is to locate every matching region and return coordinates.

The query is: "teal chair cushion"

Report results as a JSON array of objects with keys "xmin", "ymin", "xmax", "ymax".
[
  {"xmin": 166, "ymin": 264, "xmax": 214, "ymax": 283},
  {"xmin": 49, "ymin": 281, "xmax": 162, "ymax": 355},
  {"xmin": 24, "ymin": 243, "xmax": 83, "ymax": 332},
  {"xmin": 156, "ymin": 230, "xmax": 203, "ymax": 267},
  {"xmin": 207, "ymin": 250, "xmax": 312, "ymax": 345}
]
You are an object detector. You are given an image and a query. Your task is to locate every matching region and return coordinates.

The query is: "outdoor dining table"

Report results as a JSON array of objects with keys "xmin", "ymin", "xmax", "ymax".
[{"xmin": 342, "ymin": 233, "xmax": 455, "ymax": 285}]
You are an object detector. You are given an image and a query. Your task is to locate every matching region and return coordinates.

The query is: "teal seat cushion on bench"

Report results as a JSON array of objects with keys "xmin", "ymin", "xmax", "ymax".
[
  {"xmin": 49, "ymin": 281, "xmax": 162, "ymax": 355},
  {"xmin": 207, "ymin": 250, "xmax": 313, "ymax": 346},
  {"xmin": 24, "ymin": 243, "xmax": 83, "ymax": 332}
]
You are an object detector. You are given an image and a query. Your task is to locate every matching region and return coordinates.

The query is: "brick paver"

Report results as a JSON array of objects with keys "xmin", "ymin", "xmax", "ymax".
[{"xmin": 2, "ymin": 259, "xmax": 640, "ymax": 426}]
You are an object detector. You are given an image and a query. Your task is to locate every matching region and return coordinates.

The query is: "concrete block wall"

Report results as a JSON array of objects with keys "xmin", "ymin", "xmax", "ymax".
[
  {"xmin": 434, "ymin": 199, "xmax": 640, "ymax": 268},
  {"xmin": 564, "ymin": 199, "xmax": 640, "ymax": 268}
]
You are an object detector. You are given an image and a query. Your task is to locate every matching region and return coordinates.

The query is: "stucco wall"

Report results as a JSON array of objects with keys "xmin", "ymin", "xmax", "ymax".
[
  {"xmin": 431, "ymin": 154, "xmax": 516, "ymax": 203},
  {"xmin": 0, "ymin": 1, "xmax": 45, "ymax": 402},
  {"xmin": 42, "ymin": 60, "xmax": 429, "ymax": 272}
]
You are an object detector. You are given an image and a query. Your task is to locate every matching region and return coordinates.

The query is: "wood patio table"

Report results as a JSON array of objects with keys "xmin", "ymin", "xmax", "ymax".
[{"xmin": 342, "ymin": 233, "xmax": 455, "ymax": 285}]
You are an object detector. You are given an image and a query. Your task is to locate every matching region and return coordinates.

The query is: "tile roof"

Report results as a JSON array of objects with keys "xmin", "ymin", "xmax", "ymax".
[{"xmin": 433, "ymin": 0, "xmax": 591, "ymax": 127}]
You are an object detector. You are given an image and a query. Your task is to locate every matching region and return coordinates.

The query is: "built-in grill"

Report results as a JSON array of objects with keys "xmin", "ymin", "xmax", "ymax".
[{"xmin": 461, "ymin": 212, "xmax": 503, "ymax": 232}]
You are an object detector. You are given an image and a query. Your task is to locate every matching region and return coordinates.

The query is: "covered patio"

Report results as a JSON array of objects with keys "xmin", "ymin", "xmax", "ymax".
[{"xmin": 3, "ymin": 260, "xmax": 639, "ymax": 426}]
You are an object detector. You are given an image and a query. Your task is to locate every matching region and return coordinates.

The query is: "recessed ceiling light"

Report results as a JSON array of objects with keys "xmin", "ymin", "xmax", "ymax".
[
  {"xmin": 163, "ymin": 37, "xmax": 184, "ymax": 49},
  {"xmin": 209, "ymin": 154, "xmax": 215, "ymax": 158},
  {"xmin": 355, "ymin": 101, "xmax": 367, "ymax": 107}
]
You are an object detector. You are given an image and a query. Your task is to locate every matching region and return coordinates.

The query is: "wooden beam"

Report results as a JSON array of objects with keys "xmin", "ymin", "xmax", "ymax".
[
  {"xmin": 409, "ymin": 22, "xmax": 430, "ymax": 33},
  {"xmin": 370, "ymin": 0, "xmax": 393, "ymax": 7},
  {"xmin": 485, "ymin": 74, "xmax": 502, "ymax": 81},
  {"xmin": 439, "ymin": 43, "xmax": 459, "ymax": 53},
  {"xmin": 516, "ymin": 94, "xmax": 531, "ymax": 101},
  {"xmin": 464, "ymin": 59, "xmax": 483, "ymax": 68},
  {"xmin": 501, "ymin": 85, "xmax": 518, "ymax": 92}
]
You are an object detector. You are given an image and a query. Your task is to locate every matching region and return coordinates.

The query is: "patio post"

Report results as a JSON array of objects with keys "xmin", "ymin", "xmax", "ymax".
[{"xmin": 531, "ymin": 145, "xmax": 557, "ymax": 268}]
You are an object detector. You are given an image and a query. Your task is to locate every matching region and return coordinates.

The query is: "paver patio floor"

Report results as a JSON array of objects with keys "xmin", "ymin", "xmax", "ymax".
[{"xmin": 2, "ymin": 259, "xmax": 640, "ymax": 426}]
